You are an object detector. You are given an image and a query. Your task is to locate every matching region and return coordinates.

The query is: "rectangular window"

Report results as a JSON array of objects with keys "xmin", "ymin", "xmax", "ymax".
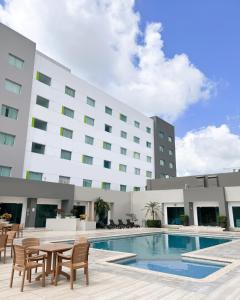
[
  {"xmin": 0, "ymin": 132, "xmax": 15, "ymax": 146},
  {"xmin": 146, "ymin": 171, "xmax": 152, "ymax": 178},
  {"xmin": 65, "ymin": 86, "xmax": 75, "ymax": 98},
  {"xmin": 36, "ymin": 71, "xmax": 51, "ymax": 86},
  {"xmin": 160, "ymin": 159, "xmax": 165, "ymax": 166},
  {"xmin": 146, "ymin": 141, "xmax": 151, "ymax": 148},
  {"xmin": 8, "ymin": 53, "xmax": 24, "ymax": 69},
  {"xmin": 105, "ymin": 106, "xmax": 112, "ymax": 115},
  {"xmin": 86, "ymin": 96, "xmax": 95, "ymax": 107},
  {"xmin": 169, "ymin": 149, "xmax": 173, "ymax": 156},
  {"xmin": 105, "ymin": 124, "xmax": 112, "ymax": 133},
  {"xmin": 120, "ymin": 184, "xmax": 127, "ymax": 192},
  {"xmin": 120, "ymin": 113, "xmax": 127, "ymax": 122},
  {"xmin": 59, "ymin": 176, "xmax": 70, "ymax": 184},
  {"xmin": 62, "ymin": 106, "xmax": 74, "ymax": 118},
  {"xmin": 135, "ymin": 168, "xmax": 140, "ymax": 175},
  {"xmin": 85, "ymin": 135, "xmax": 94, "ymax": 145},
  {"xmin": 133, "ymin": 136, "xmax": 140, "ymax": 144},
  {"xmin": 159, "ymin": 131, "xmax": 164, "ymax": 139},
  {"xmin": 32, "ymin": 118, "xmax": 47, "ymax": 131},
  {"xmin": 0, "ymin": 166, "xmax": 11, "ymax": 177},
  {"xmin": 103, "ymin": 141, "xmax": 111, "ymax": 150},
  {"xmin": 169, "ymin": 162, "xmax": 174, "ymax": 169},
  {"xmin": 102, "ymin": 182, "xmax": 111, "ymax": 190},
  {"xmin": 84, "ymin": 115, "xmax": 94, "ymax": 126},
  {"xmin": 5, "ymin": 79, "xmax": 21, "ymax": 94},
  {"xmin": 61, "ymin": 149, "xmax": 72, "ymax": 160},
  {"xmin": 133, "ymin": 152, "xmax": 140, "ymax": 159},
  {"xmin": 159, "ymin": 145, "xmax": 164, "ymax": 152},
  {"xmin": 134, "ymin": 186, "xmax": 140, "ymax": 191},
  {"xmin": 60, "ymin": 127, "xmax": 73, "ymax": 139},
  {"xmin": 26, "ymin": 171, "xmax": 43, "ymax": 181},
  {"xmin": 168, "ymin": 136, "xmax": 173, "ymax": 143},
  {"xmin": 121, "ymin": 130, "xmax": 127, "ymax": 139},
  {"xmin": 104, "ymin": 160, "xmax": 111, "ymax": 169},
  {"xmin": 134, "ymin": 121, "xmax": 140, "ymax": 128},
  {"xmin": 31, "ymin": 142, "xmax": 45, "ymax": 155},
  {"xmin": 120, "ymin": 147, "xmax": 127, "ymax": 155},
  {"xmin": 146, "ymin": 127, "xmax": 151, "ymax": 134},
  {"xmin": 1, "ymin": 105, "xmax": 18, "ymax": 120},
  {"xmin": 119, "ymin": 164, "xmax": 127, "ymax": 172},
  {"xmin": 82, "ymin": 155, "xmax": 93, "ymax": 165},
  {"xmin": 147, "ymin": 156, "xmax": 152, "ymax": 163},
  {"xmin": 83, "ymin": 179, "xmax": 92, "ymax": 188},
  {"xmin": 36, "ymin": 95, "xmax": 49, "ymax": 108}
]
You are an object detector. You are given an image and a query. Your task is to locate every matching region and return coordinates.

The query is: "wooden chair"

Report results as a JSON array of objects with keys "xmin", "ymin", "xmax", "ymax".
[
  {"xmin": 0, "ymin": 223, "xmax": 4, "ymax": 234},
  {"xmin": 74, "ymin": 236, "xmax": 88, "ymax": 244},
  {"xmin": 11, "ymin": 224, "xmax": 20, "ymax": 237},
  {"xmin": 55, "ymin": 242, "xmax": 90, "ymax": 289},
  {"xmin": 6, "ymin": 231, "xmax": 16, "ymax": 258},
  {"xmin": 22, "ymin": 238, "xmax": 40, "ymax": 274},
  {"xmin": 10, "ymin": 245, "xmax": 46, "ymax": 292},
  {"xmin": 19, "ymin": 224, "xmax": 24, "ymax": 237},
  {"xmin": 0, "ymin": 235, "xmax": 7, "ymax": 263}
]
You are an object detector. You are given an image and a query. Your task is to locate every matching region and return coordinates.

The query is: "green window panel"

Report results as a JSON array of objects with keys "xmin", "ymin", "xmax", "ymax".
[
  {"xmin": 119, "ymin": 164, "xmax": 127, "ymax": 172},
  {"xmin": 168, "ymin": 136, "xmax": 173, "ymax": 143},
  {"xmin": 62, "ymin": 106, "xmax": 74, "ymax": 118},
  {"xmin": 121, "ymin": 130, "xmax": 127, "ymax": 139},
  {"xmin": 86, "ymin": 96, "xmax": 95, "ymax": 107},
  {"xmin": 5, "ymin": 79, "xmax": 21, "ymax": 94},
  {"xmin": 84, "ymin": 115, "xmax": 94, "ymax": 126},
  {"xmin": 133, "ymin": 152, "xmax": 140, "ymax": 159},
  {"xmin": 105, "ymin": 106, "xmax": 112, "ymax": 115},
  {"xmin": 146, "ymin": 171, "xmax": 152, "ymax": 178},
  {"xmin": 120, "ymin": 147, "xmax": 127, "ymax": 155},
  {"xmin": 120, "ymin": 113, "xmax": 127, "ymax": 122},
  {"xmin": 160, "ymin": 159, "xmax": 165, "ymax": 166},
  {"xmin": 133, "ymin": 136, "xmax": 140, "ymax": 144},
  {"xmin": 36, "ymin": 95, "xmax": 49, "ymax": 108},
  {"xmin": 32, "ymin": 118, "xmax": 47, "ymax": 131},
  {"xmin": 102, "ymin": 182, "xmax": 111, "ymax": 190},
  {"xmin": 159, "ymin": 145, "xmax": 164, "ymax": 152},
  {"xmin": 36, "ymin": 71, "xmax": 51, "ymax": 86},
  {"xmin": 120, "ymin": 185, "xmax": 127, "ymax": 192},
  {"xmin": 1, "ymin": 105, "xmax": 18, "ymax": 120},
  {"xmin": 169, "ymin": 162, "xmax": 174, "ymax": 169},
  {"xmin": 147, "ymin": 156, "xmax": 152, "ymax": 163},
  {"xmin": 60, "ymin": 127, "xmax": 73, "ymax": 139},
  {"xmin": 61, "ymin": 149, "xmax": 72, "ymax": 160},
  {"xmin": 134, "ymin": 187, "xmax": 140, "ymax": 191},
  {"xmin": 31, "ymin": 142, "xmax": 45, "ymax": 155},
  {"xmin": 8, "ymin": 53, "xmax": 24, "ymax": 69},
  {"xmin": 65, "ymin": 86, "xmax": 75, "ymax": 98},
  {"xmin": 134, "ymin": 121, "xmax": 140, "ymax": 128},
  {"xmin": 103, "ymin": 141, "xmax": 111, "ymax": 150},
  {"xmin": 82, "ymin": 155, "xmax": 93, "ymax": 165},
  {"xmin": 159, "ymin": 131, "xmax": 165, "ymax": 139},
  {"xmin": 59, "ymin": 176, "xmax": 70, "ymax": 184},
  {"xmin": 146, "ymin": 141, "xmax": 151, "ymax": 148},
  {"xmin": 26, "ymin": 171, "xmax": 43, "ymax": 181},
  {"xmin": 0, "ymin": 132, "xmax": 15, "ymax": 146},
  {"xmin": 85, "ymin": 135, "xmax": 94, "ymax": 145},
  {"xmin": 105, "ymin": 124, "xmax": 112, "ymax": 133},
  {"xmin": 146, "ymin": 127, "xmax": 151, "ymax": 134},
  {"xmin": 83, "ymin": 179, "xmax": 92, "ymax": 188},
  {"xmin": 134, "ymin": 168, "xmax": 140, "ymax": 175},
  {"xmin": 0, "ymin": 166, "xmax": 11, "ymax": 177},
  {"xmin": 169, "ymin": 149, "xmax": 173, "ymax": 156},
  {"xmin": 104, "ymin": 160, "xmax": 111, "ymax": 169}
]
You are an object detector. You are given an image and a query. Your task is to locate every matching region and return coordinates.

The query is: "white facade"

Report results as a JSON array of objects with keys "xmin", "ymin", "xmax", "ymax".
[{"xmin": 23, "ymin": 51, "xmax": 154, "ymax": 191}]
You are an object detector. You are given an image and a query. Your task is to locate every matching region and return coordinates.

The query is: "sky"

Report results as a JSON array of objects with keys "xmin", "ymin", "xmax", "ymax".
[{"xmin": 1, "ymin": 0, "xmax": 240, "ymax": 176}]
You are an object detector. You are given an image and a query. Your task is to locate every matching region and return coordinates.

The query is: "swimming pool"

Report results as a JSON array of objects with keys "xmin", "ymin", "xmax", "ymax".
[{"xmin": 91, "ymin": 233, "xmax": 231, "ymax": 279}]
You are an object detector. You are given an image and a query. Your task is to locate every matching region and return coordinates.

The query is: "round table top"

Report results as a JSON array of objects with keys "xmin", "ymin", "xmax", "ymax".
[{"xmin": 30, "ymin": 243, "xmax": 72, "ymax": 253}]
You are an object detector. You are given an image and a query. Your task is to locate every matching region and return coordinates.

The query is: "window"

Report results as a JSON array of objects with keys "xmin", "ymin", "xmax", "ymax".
[
  {"xmin": 134, "ymin": 121, "xmax": 140, "ymax": 128},
  {"xmin": 121, "ymin": 130, "xmax": 127, "ymax": 139},
  {"xmin": 0, "ymin": 166, "xmax": 11, "ymax": 177},
  {"xmin": 159, "ymin": 131, "xmax": 164, "ymax": 139},
  {"xmin": 119, "ymin": 164, "xmax": 127, "ymax": 172},
  {"xmin": 86, "ymin": 96, "xmax": 95, "ymax": 107},
  {"xmin": 120, "ymin": 184, "xmax": 127, "ymax": 192},
  {"xmin": 147, "ymin": 156, "xmax": 152, "ymax": 163},
  {"xmin": 103, "ymin": 141, "xmax": 111, "ymax": 150},
  {"xmin": 82, "ymin": 155, "xmax": 93, "ymax": 165},
  {"xmin": 120, "ymin": 113, "xmax": 127, "ymax": 122},
  {"xmin": 105, "ymin": 124, "xmax": 112, "ymax": 133},
  {"xmin": 120, "ymin": 147, "xmax": 127, "ymax": 155},
  {"xmin": 104, "ymin": 160, "xmax": 111, "ymax": 169},
  {"xmin": 133, "ymin": 152, "xmax": 140, "ymax": 159},
  {"xmin": 105, "ymin": 106, "xmax": 112, "ymax": 115},
  {"xmin": 134, "ymin": 187, "xmax": 140, "ymax": 191},
  {"xmin": 168, "ymin": 136, "xmax": 173, "ymax": 143},
  {"xmin": 159, "ymin": 145, "xmax": 164, "ymax": 152},
  {"xmin": 31, "ymin": 142, "xmax": 45, "ymax": 155},
  {"xmin": 62, "ymin": 106, "xmax": 74, "ymax": 118},
  {"xmin": 133, "ymin": 136, "xmax": 140, "ymax": 144},
  {"xmin": 169, "ymin": 149, "xmax": 173, "ymax": 156},
  {"xmin": 1, "ymin": 105, "xmax": 18, "ymax": 120},
  {"xmin": 59, "ymin": 176, "xmax": 70, "ymax": 184},
  {"xmin": 60, "ymin": 127, "xmax": 73, "ymax": 139},
  {"xmin": 8, "ymin": 53, "xmax": 24, "ymax": 69},
  {"xmin": 84, "ymin": 115, "xmax": 94, "ymax": 126},
  {"xmin": 61, "ymin": 149, "xmax": 72, "ymax": 160},
  {"xmin": 0, "ymin": 132, "xmax": 15, "ymax": 146},
  {"xmin": 5, "ymin": 79, "xmax": 21, "ymax": 94},
  {"xmin": 146, "ymin": 127, "xmax": 151, "ymax": 134},
  {"xmin": 146, "ymin": 141, "xmax": 151, "ymax": 148},
  {"xmin": 169, "ymin": 162, "xmax": 174, "ymax": 169},
  {"xmin": 32, "ymin": 118, "xmax": 47, "ymax": 131},
  {"xmin": 85, "ymin": 135, "xmax": 94, "ymax": 145},
  {"xmin": 26, "ymin": 171, "xmax": 43, "ymax": 181},
  {"xmin": 102, "ymin": 182, "xmax": 111, "ymax": 190},
  {"xmin": 83, "ymin": 179, "xmax": 92, "ymax": 188},
  {"xmin": 36, "ymin": 95, "xmax": 49, "ymax": 108},
  {"xmin": 146, "ymin": 171, "xmax": 152, "ymax": 178},
  {"xmin": 36, "ymin": 71, "xmax": 51, "ymax": 86},
  {"xmin": 65, "ymin": 86, "xmax": 75, "ymax": 98},
  {"xmin": 160, "ymin": 159, "xmax": 165, "ymax": 166},
  {"xmin": 135, "ymin": 168, "xmax": 140, "ymax": 175}
]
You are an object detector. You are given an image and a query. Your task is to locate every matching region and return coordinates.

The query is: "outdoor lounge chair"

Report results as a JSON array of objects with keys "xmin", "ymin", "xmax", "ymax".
[
  {"xmin": 0, "ymin": 235, "xmax": 7, "ymax": 263},
  {"xmin": 107, "ymin": 219, "xmax": 118, "ymax": 229},
  {"xmin": 118, "ymin": 219, "xmax": 127, "ymax": 229},
  {"xmin": 126, "ymin": 219, "xmax": 140, "ymax": 228}
]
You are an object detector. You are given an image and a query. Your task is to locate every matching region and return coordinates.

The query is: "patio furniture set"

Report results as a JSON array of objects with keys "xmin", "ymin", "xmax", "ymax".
[{"xmin": 107, "ymin": 219, "xmax": 140, "ymax": 229}]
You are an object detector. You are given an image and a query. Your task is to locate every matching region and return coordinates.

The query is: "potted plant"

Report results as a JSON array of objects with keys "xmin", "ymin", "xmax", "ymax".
[
  {"xmin": 0, "ymin": 213, "xmax": 12, "ymax": 223},
  {"xmin": 94, "ymin": 197, "xmax": 110, "ymax": 228},
  {"xmin": 144, "ymin": 201, "xmax": 162, "ymax": 228},
  {"xmin": 217, "ymin": 215, "xmax": 227, "ymax": 228},
  {"xmin": 80, "ymin": 214, "xmax": 87, "ymax": 220},
  {"xmin": 55, "ymin": 208, "xmax": 64, "ymax": 219},
  {"xmin": 180, "ymin": 214, "xmax": 189, "ymax": 226}
]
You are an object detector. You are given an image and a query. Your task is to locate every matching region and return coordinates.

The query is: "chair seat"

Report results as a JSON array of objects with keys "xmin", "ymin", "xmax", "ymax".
[
  {"xmin": 0, "ymin": 247, "xmax": 5, "ymax": 251},
  {"xmin": 60, "ymin": 261, "xmax": 87, "ymax": 268}
]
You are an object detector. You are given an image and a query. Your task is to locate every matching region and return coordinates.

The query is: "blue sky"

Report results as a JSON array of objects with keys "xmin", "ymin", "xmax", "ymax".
[{"xmin": 136, "ymin": 0, "xmax": 240, "ymax": 137}]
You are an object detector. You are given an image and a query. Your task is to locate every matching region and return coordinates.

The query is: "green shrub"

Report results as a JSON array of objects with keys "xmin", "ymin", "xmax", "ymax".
[
  {"xmin": 180, "ymin": 214, "xmax": 189, "ymax": 226},
  {"xmin": 217, "ymin": 215, "xmax": 227, "ymax": 228},
  {"xmin": 146, "ymin": 219, "xmax": 161, "ymax": 228}
]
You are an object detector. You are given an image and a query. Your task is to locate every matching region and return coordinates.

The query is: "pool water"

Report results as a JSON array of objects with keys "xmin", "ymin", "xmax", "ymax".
[{"xmin": 91, "ymin": 233, "xmax": 231, "ymax": 278}]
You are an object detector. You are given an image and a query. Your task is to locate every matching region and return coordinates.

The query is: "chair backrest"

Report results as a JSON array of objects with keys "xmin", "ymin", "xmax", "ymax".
[
  {"xmin": 72, "ymin": 242, "xmax": 90, "ymax": 265},
  {"xmin": 0, "ymin": 235, "xmax": 7, "ymax": 247},
  {"xmin": 7, "ymin": 231, "xmax": 17, "ymax": 242},
  {"xmin": 126, "ymin": 219, "xmax": 131, "ymax": 224},
  {"xmin": 110, "ymin": 219, "xmax": 114, "ymax": 225},
  {"xmin": 13, "ymin": 244, "xmax": 26, "ymax": 267},
  {"xmin": 118, "ymin": 219, "xmax": 123, "ymax": 224},
  {"xmin": 22, "ymin": 237, "xmax": 40, "ymax": 248},
  {"xmin": 74, "ymin": 236, "xmax": 88, "ymax": 245},
  {"xmin": 11, "ymin": 224, "xmax": 20, "ymax": 231},
  {"xmin": 0, "ymin": 223, "xmax": 4, "ymax": 230}
]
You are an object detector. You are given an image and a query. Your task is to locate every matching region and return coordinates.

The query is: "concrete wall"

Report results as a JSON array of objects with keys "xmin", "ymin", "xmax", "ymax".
[{"xmin": 147, "ymin": 176, "xmax": 204, "ymax": 190}]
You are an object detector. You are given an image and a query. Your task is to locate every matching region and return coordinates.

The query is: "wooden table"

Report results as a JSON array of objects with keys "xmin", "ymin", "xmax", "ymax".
[{"xmin": 30, "ymin": 243, "xmax": 72, "ymax": 283}]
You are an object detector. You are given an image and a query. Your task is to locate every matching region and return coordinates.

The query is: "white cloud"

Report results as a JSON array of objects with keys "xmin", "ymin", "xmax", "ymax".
[
  {"xmin": 0, "ymin": 0, "xmax": 214, "ymax": 121},
  {"xmin": 176, "ymin": 125, "xmax": 240, "ymax": 176}
]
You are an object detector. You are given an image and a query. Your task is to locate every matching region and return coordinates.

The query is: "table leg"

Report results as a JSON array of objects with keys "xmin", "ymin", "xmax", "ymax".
[{"xmin": 35, "ymin": 251, "xmax": 52, "ymax": 281}]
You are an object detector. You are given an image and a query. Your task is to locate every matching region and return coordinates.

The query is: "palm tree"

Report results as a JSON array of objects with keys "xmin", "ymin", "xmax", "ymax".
[
  {"xmin": 94, "ymin": 197, "xmax": 110, "ymax": 223},
  {"xmin": 144, "ymin": 201, "xmax": 161, "ymax": 220}
]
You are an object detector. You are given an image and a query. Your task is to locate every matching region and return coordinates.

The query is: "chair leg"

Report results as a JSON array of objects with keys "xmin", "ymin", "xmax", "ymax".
[
  {"xmin": 85, "ymin": 266, "xmax": 89, "ymax": 285},
  {"xmin": 70, "ymin": 268, "xmax": 74, "ymax": 289},
  {"xmin": 55, "ymin": 261, "xmax": 59, "ymax": 286},
  {"xmin": 28, "ymin": 269, "xmax": 31, "ymax": 283},
  {"xmin": 73, "ymin": 269, "xmax": 76, "ymax": 281},
  {"xmin": 10, "ymin": 267, "xmax": 15, "ymax": 288},
  {"xmin": 4, "ymin": 248, "xmax": 6, "ymax": 264},
  {"xmin": 42, "ymin": 261, "xmax": 45, "ymax": 287},
  {"xmin": 21, "ymin": 269, "xmax": 26, "ymax": 292},
  {"xmin": 11, "ymin": 245, "xmax": 13, "ymax": 258}
]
